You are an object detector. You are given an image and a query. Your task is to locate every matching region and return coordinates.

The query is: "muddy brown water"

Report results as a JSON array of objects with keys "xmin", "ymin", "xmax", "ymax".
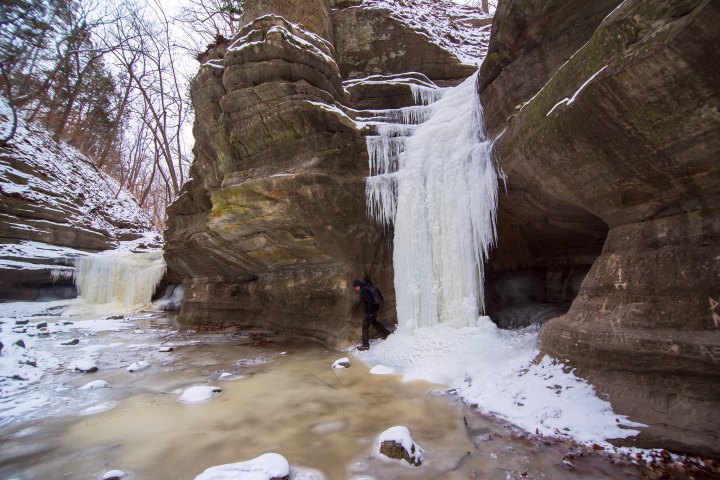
[{"xmin": 0, "ymin": 313, "xmax": 648, "ymax": 479}]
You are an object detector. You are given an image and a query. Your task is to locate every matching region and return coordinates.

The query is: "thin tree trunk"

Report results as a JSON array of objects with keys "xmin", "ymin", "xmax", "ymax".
[
  {"xmin": 97, "ymin": 77, "xmax": 132, "ymax": 167},
  {"xmin": 0, "ymin": 63, "xmax": 18, "ymax": 144}
]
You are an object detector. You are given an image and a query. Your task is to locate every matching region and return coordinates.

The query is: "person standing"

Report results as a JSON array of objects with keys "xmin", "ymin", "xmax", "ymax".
[{"xmin": 352, "ymin": 278, "xmax": 391, "ymax": 350}]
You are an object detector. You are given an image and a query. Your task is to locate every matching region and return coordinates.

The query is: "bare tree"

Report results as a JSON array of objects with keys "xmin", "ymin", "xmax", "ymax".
[{"xmin": 174, "ymin": 0, "xmax": 245, "ymax": 57}]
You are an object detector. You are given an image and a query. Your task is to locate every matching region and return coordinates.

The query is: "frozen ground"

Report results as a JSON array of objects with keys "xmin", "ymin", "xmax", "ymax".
[{"xmin": 0, "ymin": 300, "xmax": 174, "ymax": 427}]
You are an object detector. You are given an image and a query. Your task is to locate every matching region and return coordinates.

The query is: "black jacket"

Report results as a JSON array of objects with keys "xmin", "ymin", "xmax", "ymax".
[{"xmin": 360, "ymin": 284, "xmax": 380, "ymax": 315}]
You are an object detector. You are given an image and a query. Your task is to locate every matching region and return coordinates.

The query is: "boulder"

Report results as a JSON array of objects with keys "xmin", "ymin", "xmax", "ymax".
[
  {"xmin": 72, "ymin": 358, "xmax": 98, "ymax": 374},
  {"xmin": 378, "ymin": 426, "xmax": 422, "ymax": 466},
  {"xmin": 479, "ymin": 0, "xmax": 720, "ymax": 456}
]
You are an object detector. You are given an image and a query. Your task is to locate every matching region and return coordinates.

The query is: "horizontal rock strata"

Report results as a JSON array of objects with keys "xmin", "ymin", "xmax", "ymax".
[{"xmin": 480, "ymin": 0, "xmax": 720, "ymax": 456}]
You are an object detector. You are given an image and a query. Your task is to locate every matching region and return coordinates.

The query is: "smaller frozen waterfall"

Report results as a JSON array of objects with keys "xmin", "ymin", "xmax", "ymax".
[
  {"xmin": 365, "ymin": 72, "xmax": 499, "ymax": 331},
  {"xmin": 73, "ymin": 251, "xmax": 166, "ymax": 311}
]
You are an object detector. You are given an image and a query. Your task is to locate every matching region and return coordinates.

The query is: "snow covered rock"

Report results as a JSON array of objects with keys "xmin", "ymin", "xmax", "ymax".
[
  {"xmin": 62, "ymin": 339, "xmax": 80, "ymax": 346},
  {"xmin": 377, "ymin": 426, "xmax": 422, "ymax": 466},
  {"xmin": 79, "ymin": 380, "xmax": 109, "ymax": 390},
  {"xmin": 71, "ymin": 358, "xmax": 98, "ymax": 373},
  {"xmin": 102, "ymin": 470, "xmax": 127, "ymax": 480},
  {"xmin": 331, "ymin": 357, "xmax": 350, "ymax": 369},
  {"xmin": 126, "ymin": 361, "xmax": 150, "ymax": 372},
  {"xmin": 179, "ymin": 386, "xmax": 222, "ymax": 404},
  {"xmin": 194, "ymin": 452, "xmax": 290, "ymax": 480},
  {"xmin": 333, "ymin": 0, "xmax": 490, "ymax": 81}
]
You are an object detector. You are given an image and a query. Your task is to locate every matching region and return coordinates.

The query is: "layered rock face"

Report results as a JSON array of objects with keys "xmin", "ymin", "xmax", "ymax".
[
  {"xmin": 0, "ymin": 105, "xmax": 158, "ymax": 300},
  {"xmin": 480, "ymin": 0, "xmax": 720, "ymax": 456},
  {"xmin": 164, "ymin": 0, "xmax": 490, "ymax": 345}
]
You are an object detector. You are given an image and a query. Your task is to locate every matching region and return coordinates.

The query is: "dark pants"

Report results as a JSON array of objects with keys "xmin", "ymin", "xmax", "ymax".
[{"xmin": 362, "ymin": 310, "xmax": 390, "ymax": 347}]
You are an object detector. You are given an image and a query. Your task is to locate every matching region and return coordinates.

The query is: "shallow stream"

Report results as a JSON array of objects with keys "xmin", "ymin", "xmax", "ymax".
[{"xmin": 0, "ymin": 307, "xmax": 650, "ymax": 479}]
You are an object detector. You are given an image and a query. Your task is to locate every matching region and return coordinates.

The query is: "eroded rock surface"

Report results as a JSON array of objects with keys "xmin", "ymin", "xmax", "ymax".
[
  {"xmin": 480, "ymin": 0, "xmax": 720, "ymax": 456},
  {"xmin": 164, "ymin": 0, "xmax": 489, "ymax": 346}
]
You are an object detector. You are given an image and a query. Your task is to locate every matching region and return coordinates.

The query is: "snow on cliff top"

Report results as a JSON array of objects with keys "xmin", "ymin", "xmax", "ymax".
[
  {"xmin": 0, "ymin": 95, "xmax": 158, "ymax": 248},
  {"xmin": 363, "ymin": 0, "xmax": 493, "ymax": 65}
]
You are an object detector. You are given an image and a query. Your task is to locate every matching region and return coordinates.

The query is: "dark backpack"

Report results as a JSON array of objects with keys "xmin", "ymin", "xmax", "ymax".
[{"xmin": 366, "ymin": 282, "xmax": 384, "ymax": 306}]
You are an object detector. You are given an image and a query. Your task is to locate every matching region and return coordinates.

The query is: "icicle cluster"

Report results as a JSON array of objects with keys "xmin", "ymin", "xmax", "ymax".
[
  {"xmin": 364, "ymin": 73, "xmax": 499, "ymax": 331},
  {"xmin": 73, "ymin": 251, "xmax": 166, "ymax": 310}
]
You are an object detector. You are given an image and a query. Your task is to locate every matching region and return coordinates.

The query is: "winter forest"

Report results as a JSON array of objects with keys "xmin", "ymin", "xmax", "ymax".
[{"xmin": 1, "ymin": 0, "xmax": 247, "ymax": 226}]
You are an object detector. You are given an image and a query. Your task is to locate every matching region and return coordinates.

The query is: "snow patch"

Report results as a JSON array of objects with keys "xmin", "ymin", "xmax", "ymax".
[
  {"xmin": 546, "ymin": 66, "xmax": 609, "ymax": 116},
  {"xmin": 368, "ymin": 365, "xmax": 395, "ymax": 375},
  {"xmin": 357, "ymin": 319, "xmax": 644, "ymax": 444}
]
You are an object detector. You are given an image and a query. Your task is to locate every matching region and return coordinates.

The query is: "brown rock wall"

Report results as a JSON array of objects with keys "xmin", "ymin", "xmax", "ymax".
[{"xmin": 480, "ymin": 0, "xmax": 720, "ymax": 455}]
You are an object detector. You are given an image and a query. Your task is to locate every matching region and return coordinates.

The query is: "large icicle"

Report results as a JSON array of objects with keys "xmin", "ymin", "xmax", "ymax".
[
  {"xmin": 365, "ymin": 72, "xmax": 499, "ymax": 332},
  {"xmin": 73, "ymin": 251, "xmax": 166, "ymax": 311}
]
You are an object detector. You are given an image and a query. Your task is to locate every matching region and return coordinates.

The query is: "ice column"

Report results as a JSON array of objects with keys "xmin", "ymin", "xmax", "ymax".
[
  {"xmin": 73, "ymin": 251, "xmax": 166, "ymax": 311},
  {"xmin": 365, "ymin": 72, "xmax": 499, "ymax": 331}
]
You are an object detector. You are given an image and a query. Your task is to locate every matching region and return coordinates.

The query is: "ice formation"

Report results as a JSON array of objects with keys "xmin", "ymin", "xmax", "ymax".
[
  {"xmin": 73, "ymin": 251, "xmax": 166, "ymax": 312},
  {"xmin": 365, "ymin": 72, "xmax": 498, "ymax": 331},
  {"xmin": 360, "ymin": 73, "xmax": 641, "ymax": 444}
]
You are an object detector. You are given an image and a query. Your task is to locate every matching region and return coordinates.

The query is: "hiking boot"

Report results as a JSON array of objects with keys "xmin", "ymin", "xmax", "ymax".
[{"xmin": 357, "ymin": 345, "xmax": 369, "ymax": 351}]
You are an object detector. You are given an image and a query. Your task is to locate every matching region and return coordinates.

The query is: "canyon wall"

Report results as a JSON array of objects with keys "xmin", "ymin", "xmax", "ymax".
[
  {"xmin": 163, "ymin": 0, "xmax": 490, "ymax": 345},
  {"xmin": 0, "ymin": 102, "xmax": 159, "ymax": 300},
  {"xmin": 479, "ymin": 0, "xmax": 720, "ymax": 456}
]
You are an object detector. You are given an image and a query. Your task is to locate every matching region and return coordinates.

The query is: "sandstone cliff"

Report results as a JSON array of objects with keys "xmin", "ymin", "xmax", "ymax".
[
  {"xmin": 479, "ymin": 0, "xmax": 720, "ymax": 456},
  {"xmin": 0, "ymin": 98, "xmax": 159, "ymax": 300},
  {"xmin": 163, "ymin": 0, "xmax": 490, "ymax": 345}
]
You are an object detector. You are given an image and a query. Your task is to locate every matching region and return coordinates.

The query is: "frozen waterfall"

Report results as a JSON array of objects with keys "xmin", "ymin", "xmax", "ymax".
[
  {"xmin": 365, "ymin": 72, "xmax": 499, "ymax": 331},
  {"xmin": 72, "ymin": 251, "xmax": 166, "ymax": 312},
  {"xmin": 359, "ymin": 73, "xmax": 643, "ymax": 445}
]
